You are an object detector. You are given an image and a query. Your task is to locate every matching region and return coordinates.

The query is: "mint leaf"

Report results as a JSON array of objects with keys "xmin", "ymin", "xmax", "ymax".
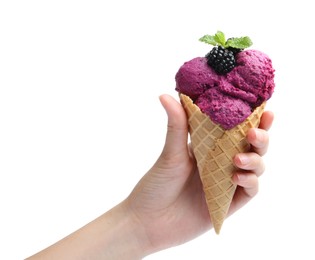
[
  {"xmin": 199, "ymin": 35, "xmax": 218, "ymax": 46},
  {"xmin": 213, "ymin": 31, "xmax": 226, "ymax": 47},
  {"xmin": 199, "ymin": 31, "xmax": 253, "ymax": 50},
  {"xmin": 226, "ymin": 36, "xmax": 253, "ymax": 49}
]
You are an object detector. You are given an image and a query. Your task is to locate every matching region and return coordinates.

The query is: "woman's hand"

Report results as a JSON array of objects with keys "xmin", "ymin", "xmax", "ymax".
[
  {"xmin": 27, "ymin": 94, "xmax": 274, "ymax": 260},
  {"xmin": 125, "ymin": 94, "xmax": 274, "ymax": 255}
]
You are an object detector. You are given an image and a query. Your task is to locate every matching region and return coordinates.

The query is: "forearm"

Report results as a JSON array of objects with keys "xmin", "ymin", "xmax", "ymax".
[{"xmin": 26, "ymin": 201, "xmax": 150, "ymax": 260}]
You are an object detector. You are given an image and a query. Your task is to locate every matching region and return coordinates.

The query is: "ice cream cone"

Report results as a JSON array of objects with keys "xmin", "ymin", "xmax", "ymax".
[{"xmin": 180, "ymin": 94, "xmax": 265, "ymax": 234}]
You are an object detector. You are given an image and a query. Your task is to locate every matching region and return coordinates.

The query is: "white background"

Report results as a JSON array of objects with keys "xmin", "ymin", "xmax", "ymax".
[{"xmin": 0, "ymin": 0, "xmax": 314, "ymax": 259}]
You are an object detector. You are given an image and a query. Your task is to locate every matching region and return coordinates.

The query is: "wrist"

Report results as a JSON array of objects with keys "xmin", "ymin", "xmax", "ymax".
[{"xmin": 99, "ymin": 200, "xmax": 151, "ymax": 259}]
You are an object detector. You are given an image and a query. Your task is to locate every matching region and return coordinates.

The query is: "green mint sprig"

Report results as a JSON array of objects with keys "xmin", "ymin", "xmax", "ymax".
[{"xmin": 199, "ymin": 31, "xmax": 252, "ymax": 49}]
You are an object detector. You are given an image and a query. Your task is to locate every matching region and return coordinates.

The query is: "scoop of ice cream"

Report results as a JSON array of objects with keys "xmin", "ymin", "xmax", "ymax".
[
  {"xmin": 196, "ymin": 88, "xmax": 251, "ymax": 129},
  {"xmin": 175, "ymin": 49, "xmax": 275, "ymax": 129},
  {"xmin": 227, "ymin": 50, "xmax": 275, "ymax": 107},
  {"xmin": 175, "ymin": 57, "xmax": 220, "ymax": 100}
]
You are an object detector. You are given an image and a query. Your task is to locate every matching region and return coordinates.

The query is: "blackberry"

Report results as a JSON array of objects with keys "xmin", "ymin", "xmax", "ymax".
[
  {"xmin": 205, "ymin": 46, "xmax": 236, "ymax": 74},
  {"xmin": 227, "ymin": 46, "xmax": 242, "ymax": 55}
]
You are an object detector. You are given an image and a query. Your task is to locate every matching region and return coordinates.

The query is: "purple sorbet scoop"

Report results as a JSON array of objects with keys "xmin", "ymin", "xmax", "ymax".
[{"xmin": 175, "ymin": 49, "xmax": 275, "ymax": 129}]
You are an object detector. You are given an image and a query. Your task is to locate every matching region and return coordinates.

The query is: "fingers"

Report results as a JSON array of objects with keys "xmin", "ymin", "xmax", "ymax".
[
  {"xmin": 232, "ymin": 119, "xmax": 270, "ymax": 200},
  {"xmin": 233, "ymin": 152, "xmax": 265, "ymax": 177},
  {"xmin": 159, "ymin": 94, "xmax": 188, "ymax": 157},
  {"xmin": 233, "ymin": 150, "xmax": 264, "ymax": 199},
  {"xmin": 246, "ymin": 128, "xmax": 270, "ymax": 156},
  {"xmin": 232, "ymin": 173, "xmax": 259, "ymax": 198},
  {"xmin": 228, "ymin": 111, "xmax": 274, "ymax": 214},
  {"xmin": 231, "ymin": 110, "xmax": 274, "ymax": 196},
  {"xmin": 259, "ymin": 111, "xmax": 274, "ymax": 131},
  {"xmin": 246, "ymin": 110, "xmax": 274, "ymax": 155}
]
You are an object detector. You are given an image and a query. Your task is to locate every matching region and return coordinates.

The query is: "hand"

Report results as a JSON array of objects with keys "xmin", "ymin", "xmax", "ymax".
[
  {"xmin": 124, "ymin": 94, "xmax": 274, "ymax": 255},
  {"xmin": 26, "ymin": 94, "xmax": 274, "ymax": 260}
]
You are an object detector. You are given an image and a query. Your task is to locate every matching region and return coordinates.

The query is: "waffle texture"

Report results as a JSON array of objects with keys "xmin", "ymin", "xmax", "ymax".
[{"xmin": 180, "ymin": 94, "xmax": 265, "ymax": 234}]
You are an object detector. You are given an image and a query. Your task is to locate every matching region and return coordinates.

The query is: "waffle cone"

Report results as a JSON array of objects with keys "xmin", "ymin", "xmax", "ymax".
[{"xmin": 180, "ymin": 94, "xmax": 265, "ymax": 234}]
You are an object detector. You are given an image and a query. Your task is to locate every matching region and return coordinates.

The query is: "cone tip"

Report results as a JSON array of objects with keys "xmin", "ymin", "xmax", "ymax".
[{"xmin": 214, "ymin": 224, "xmax": 222, "ymax": 235}]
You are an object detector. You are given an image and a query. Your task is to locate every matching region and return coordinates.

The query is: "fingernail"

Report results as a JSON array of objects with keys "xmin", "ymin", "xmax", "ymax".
[
  {"xmin": 238, "ymin": 155, "xmax": 250, "ymax": 165},
  {"xmin": 237, "ymin": 173, "xmax": 246, "ymax": 181}
]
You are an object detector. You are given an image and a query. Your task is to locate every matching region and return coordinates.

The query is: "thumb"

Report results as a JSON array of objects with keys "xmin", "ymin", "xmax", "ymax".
[{"xmin": 159, "ymin": 94, "xmax": 188, "ymax": 157}]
